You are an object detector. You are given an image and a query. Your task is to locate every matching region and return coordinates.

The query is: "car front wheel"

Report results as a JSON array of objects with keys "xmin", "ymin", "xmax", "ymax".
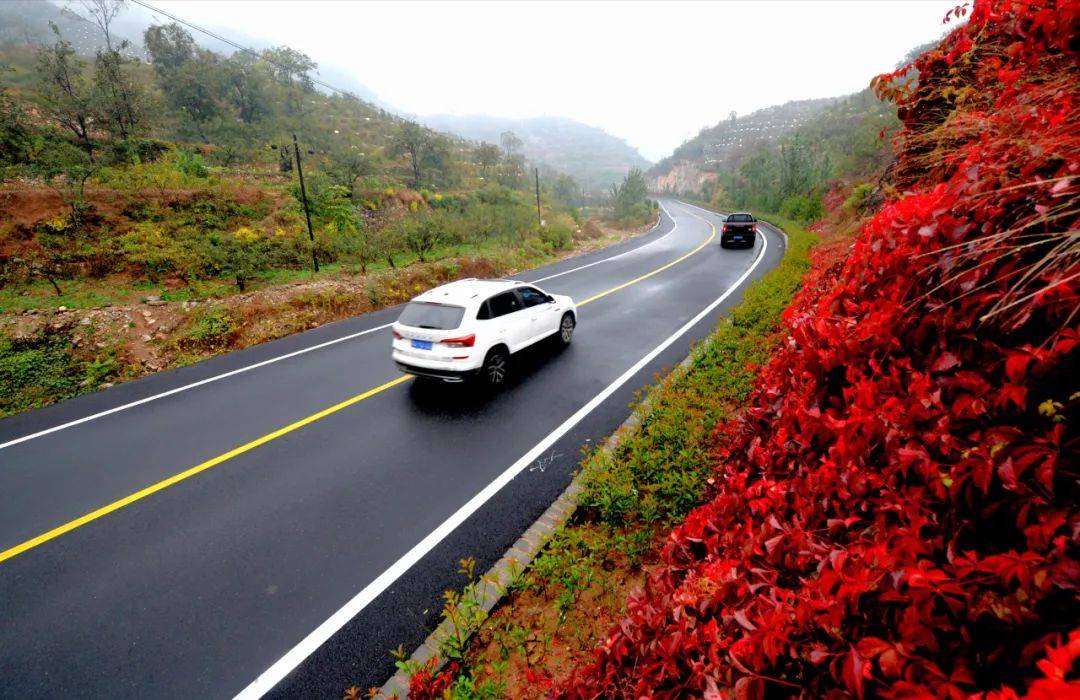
[{"xmin": 559, "ymin": 312, "xmax": 575, "ymax": 345}]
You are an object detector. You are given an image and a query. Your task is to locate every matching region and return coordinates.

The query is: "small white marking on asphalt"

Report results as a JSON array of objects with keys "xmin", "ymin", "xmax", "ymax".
[{"xmin": 234, "ymin": 205, "xmax": 771, "ymax": 700}]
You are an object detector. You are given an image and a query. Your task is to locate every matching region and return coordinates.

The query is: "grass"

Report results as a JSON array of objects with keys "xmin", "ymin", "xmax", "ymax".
[{"xmin": 408, "ymin": 211, "xmax": 816, "ymax": 697}]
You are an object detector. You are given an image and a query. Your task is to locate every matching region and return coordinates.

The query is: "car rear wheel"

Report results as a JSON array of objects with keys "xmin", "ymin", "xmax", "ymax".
[
  {"xmin": 559, "ymin": 312, "xmax": 575, "ymax": 345},
  {"xmin": 482, "ymin": 347, "xmax": 509, "ymax": 386}
]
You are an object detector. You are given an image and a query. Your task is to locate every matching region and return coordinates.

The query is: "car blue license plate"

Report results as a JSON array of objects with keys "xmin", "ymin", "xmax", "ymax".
[
  {"xmin": 411, "ymin": 339, "xmax": 432, "ymax": 350},
  {"xmin": 733, "ymin": 235, "xmax": 743, "ymax": 240}
]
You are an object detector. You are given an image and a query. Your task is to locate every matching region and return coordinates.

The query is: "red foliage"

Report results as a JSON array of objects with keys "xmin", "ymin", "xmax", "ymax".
[
  {"xmin": 560, "ymin": 1, "xmax": 1079, "ymax": 697},
  {"xmin": 408, "ymin": 657, "xmax": 459, "ymax": 697}
]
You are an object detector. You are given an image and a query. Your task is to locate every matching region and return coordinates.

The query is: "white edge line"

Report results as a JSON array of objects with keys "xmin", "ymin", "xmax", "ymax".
[
  {"xmin": 233, "ymin": 212, "xmax": 770, "ymax": 700},
  {"xmin": 528, "ymin": 202, "xmax": 674, "ymax": 283},
  {"xmin": 1, "ymin": 204, "xmax": 677, "ymax": 450}
]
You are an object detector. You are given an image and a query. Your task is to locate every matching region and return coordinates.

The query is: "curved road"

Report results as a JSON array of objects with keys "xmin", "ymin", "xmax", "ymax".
[{"xmin": 0, "ymin": 200, "xmax": 784, "ymax": 697}]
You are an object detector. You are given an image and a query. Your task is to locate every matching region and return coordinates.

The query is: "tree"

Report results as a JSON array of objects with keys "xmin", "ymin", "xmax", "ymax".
[
  {"xmin": 261, "ymin": 46, "xmax": 316, "ymax": 90},
  {"xmin": 402, "ymin": 213, "xmax": 442, "ymax": 262},
  {"xmin": 222, "ymin": 53, "xmax": 269, "ymax": 125},
  {"xmin": 36, "ymin": 24, "xmax": 96, "ymax": 159},
  {"xmin": 77, "ymin": 0, "xmax": 126, "ymax": 52},
  {"xmin": 499, "ymin": 130, "xmax": 522, "ymax": 158},
  {"xmin": 144, "ymin": 23, "xmax": 197, "ymax": 77},
  {"xmin": 92, "ymin": 45, "xmax": 148, "ymax": 141},
  {"xmin": 391, "ymin": 121, "xmax": 434, "ymax": 188},
  {"xmin": 168, "ymin": 52, "xmax": 224, "ymax": 140},
  {"xmin": 610, "ymin": 167, "xmax": 649, "ymax": 221},
  {"xmin": 329, "ymin": 147, "xmax": 372, "ymax": 197},
  {"xmin": 474, "ymin": 142, "xmax": 501, "ymax": 181},
  {"xmin": 0, "ymin": 87, "xmax": 31, "ymax": 167}
]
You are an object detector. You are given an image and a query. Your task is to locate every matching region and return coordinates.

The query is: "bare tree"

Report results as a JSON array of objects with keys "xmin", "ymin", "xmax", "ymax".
[
  {"xmin": 499, "ymin": 130, "xmax": 522, "ymax": 158},
  {"xmin": 75, "ymin": 0, "xmax": 126, "ymax": 52}
]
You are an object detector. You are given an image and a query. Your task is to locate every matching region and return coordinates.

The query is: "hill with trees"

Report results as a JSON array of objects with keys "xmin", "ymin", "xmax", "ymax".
[
  {"xmin": 421, "ymin": 114, "xmax": 651, "ymax": 192},
  {"xmin": 650, "ymin": 90, "xmax": 900, "ymax": 223},
  {"xmin": 0, "ymin": 0, "xmax": 656, "ymax": 417}
]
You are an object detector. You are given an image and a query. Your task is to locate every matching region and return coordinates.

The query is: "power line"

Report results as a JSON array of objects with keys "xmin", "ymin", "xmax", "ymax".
[{"xmin": 127, "ymin": 0, "xmax": 361, "ymax": 101}]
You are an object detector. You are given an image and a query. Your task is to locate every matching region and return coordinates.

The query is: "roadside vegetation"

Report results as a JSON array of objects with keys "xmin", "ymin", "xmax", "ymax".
[
  {"xmin": 384, "ymin": 214, "xmax": 817, "ymax": 697},
  {"xmin": 562, "ymin": 1, "xmax": 1079, "ymax": 696},
  {"xmin": 0, "ymin": 1, "xmax": 656, "ymax": 418},
  {"xmin": 391, "ymin": 1, "xmax": 1078, "ymax": 697}
]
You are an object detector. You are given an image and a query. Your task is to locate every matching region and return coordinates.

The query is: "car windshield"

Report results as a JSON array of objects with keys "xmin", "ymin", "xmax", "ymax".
[
  {"xmin": 397, "ymin": 302, "xmax": 465, "ymax": 330},
  {"xmin": 727, "ymin": 214, "xmax": 753, "ymax": 222}
]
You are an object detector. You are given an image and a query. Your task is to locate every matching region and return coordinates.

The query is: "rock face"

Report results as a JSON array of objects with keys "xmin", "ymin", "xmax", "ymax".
[{"xmin": 650, "ymin": 163, "xmax": 717, "ymax": 195}]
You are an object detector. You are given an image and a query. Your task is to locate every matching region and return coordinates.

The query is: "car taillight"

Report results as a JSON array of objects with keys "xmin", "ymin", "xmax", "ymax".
[
  {"xmin": 392, "ymin": 328, "xmax": 403, "ymax": 340},
  {"xmin": 440, "ymin": 334, "xmax": 475, "ymax": 348},
  {"xmin": 752, "ymin": 224, "xmax": 757, "ymax": 232}
]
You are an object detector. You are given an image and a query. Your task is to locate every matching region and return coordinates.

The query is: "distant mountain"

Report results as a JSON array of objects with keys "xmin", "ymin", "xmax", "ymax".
[{"xmin": 421, "ymin": 114, "xmax": 652, "ymax": 191}]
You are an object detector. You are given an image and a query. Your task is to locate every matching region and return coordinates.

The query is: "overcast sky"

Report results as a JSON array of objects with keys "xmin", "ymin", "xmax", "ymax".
[{"xmin": 130, "ymin": 0, "xmax": 957, "ymax": 161}]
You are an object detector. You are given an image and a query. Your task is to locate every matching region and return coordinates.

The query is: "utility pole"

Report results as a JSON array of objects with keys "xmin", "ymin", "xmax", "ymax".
[
  {"xmin": 293, "ymin": 133, "xmax": 319, "ymax": 273},
  {"xmin": 534, "ymin": 167, "xmax": 542, "ymax": 227}
]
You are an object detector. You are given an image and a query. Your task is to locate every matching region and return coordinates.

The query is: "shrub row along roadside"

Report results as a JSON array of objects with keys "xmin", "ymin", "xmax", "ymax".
[
  {"xmin": 560, "ymin": 1, "xmax": 1079, "ymax": 697},
  {"xmin": 386, "ymin": 216, "xmax": 817, "ymax": 698},
  {"xmin": 0, "ymin": 216, "xmax": 648, "ymax": 419}
]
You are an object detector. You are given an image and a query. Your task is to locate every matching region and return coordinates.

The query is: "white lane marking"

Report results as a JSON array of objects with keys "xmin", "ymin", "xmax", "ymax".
[
  {"xmin": 528, "ymin": 202, "xmax": 675, "ymax": 283},
  {"xmin": 0, "ymin": 324, "xmax": 397, "ymax": 451},
  {"xmin": 1, "ymin": 207, "xmax": 679, "ymax": 450},
  {"xmin": 234, "ymin": 214, "xmax": 771, "ymax": 700}
]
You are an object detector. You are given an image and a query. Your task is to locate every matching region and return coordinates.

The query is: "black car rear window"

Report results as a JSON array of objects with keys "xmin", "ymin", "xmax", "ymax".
[
  {"xmin": 727, "ymin": 214, "xmax": 754, "ymax": 222},
  {"xmin": 397, "ymin": 302, "xmax": 465, "ymax": 330}
]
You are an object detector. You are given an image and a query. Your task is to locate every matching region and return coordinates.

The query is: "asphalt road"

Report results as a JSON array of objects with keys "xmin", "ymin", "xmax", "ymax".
[{"xmin": 0, "ymin": 200, "xmax": 785, "ymax": 698}]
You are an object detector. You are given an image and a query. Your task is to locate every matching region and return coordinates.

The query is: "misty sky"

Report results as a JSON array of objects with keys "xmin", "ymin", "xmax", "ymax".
[{"xmin": 129, "ymin": 0, "xmax": 957, "ymax": 161}]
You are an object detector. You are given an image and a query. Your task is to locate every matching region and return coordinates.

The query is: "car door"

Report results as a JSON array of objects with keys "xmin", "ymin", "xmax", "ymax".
[
  {"xmin": 516, "ymin": 285, "xmax": 559, "ymax": 344},
  {"xmin": 485, "ymin": 290, "xmax": 531, "ymax": 351}
]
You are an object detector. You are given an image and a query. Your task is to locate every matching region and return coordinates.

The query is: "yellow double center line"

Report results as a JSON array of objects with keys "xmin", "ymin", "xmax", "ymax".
[{"xmin": 0, "ymin": 214, "xmax": 715, "ymax": 565}]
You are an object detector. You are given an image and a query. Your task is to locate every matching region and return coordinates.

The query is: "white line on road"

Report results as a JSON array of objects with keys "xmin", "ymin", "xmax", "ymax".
[
  {"xmin": 234, "ymin": 210, "xmax": 770, "ymax": 699},
  {"xmin": 0, "ymin": 206, "xmax": 679, "ymax": 451},
  {"xmin": 0, "ymin": 322, "xmax": 395, "ymax": 451}
]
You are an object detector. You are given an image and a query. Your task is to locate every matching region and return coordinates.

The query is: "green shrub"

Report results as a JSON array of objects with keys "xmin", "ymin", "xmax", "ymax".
[
  {"xmin": 778, "ymin": 194, "xmax": 824, "ymax": 223},
  {"xmin": 0, "ymin": 336, "xmax": 79, "ymax": 416},
  {"xmin": 843, "ymin": 182, "xmax": 874, "ymax": 212}
]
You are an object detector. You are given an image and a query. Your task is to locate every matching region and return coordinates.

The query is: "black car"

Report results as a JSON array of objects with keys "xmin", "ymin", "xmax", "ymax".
[{"xmin": 720, "ymin": 212, "xmax": 757, "ymax": 248}]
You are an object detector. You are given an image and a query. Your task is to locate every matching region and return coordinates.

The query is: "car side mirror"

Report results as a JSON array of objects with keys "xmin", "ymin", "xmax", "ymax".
[{"xmin": 546, "ymin": 295, "xmax": 556, "ymax": 303}]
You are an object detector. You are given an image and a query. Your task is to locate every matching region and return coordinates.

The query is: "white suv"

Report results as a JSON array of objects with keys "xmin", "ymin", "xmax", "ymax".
[{"xmin": 391, "ymin": 278, "xmax": 577, "ymax": 386}]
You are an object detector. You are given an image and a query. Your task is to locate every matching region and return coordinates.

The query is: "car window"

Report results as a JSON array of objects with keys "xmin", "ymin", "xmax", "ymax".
[
  {"xmin": 397, "ymin": 302, "xmax": 465, "ymax": 329},
  {"xmin": 517, "ymin": 286, "xmax": 550, "ymax": 308},
  {"xmin": 727, "ymin": 213, "xmax": 753, "ymax": 222},
  {"xmin": 486, "ymin": 291, "xmax": 522, "ymax": 318}
]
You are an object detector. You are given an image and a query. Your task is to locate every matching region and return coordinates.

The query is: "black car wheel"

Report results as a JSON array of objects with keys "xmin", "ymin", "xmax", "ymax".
[
  {"xmin": 482, "ymin": 347, "xmax": 509, "ymax": 386},
  {"xmin": 559, "ymin": 312, "xmax": 576, "ymax": 345}
]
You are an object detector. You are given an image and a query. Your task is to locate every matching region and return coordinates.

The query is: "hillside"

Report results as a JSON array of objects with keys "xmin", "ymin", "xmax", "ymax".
[
  {"xmin": 421, "ymin": 114, "xmax": 651, "ymax": 192},
  {"xmin": 648, "ymin": 88, "xmax": 899, "ymax": 224},
  {"xmin": 0, "ymin": 7, "xmax": 657, "ymax": 416},
  {"xmin": 649, "ymin": 97, "xmax": 836, "ymax": 189}
]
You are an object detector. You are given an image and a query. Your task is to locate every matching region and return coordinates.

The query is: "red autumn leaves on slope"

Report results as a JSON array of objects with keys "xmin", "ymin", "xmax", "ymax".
[{"xmin": 561, "ymin": 1, "xmax": 1079, "ymax": 697}]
